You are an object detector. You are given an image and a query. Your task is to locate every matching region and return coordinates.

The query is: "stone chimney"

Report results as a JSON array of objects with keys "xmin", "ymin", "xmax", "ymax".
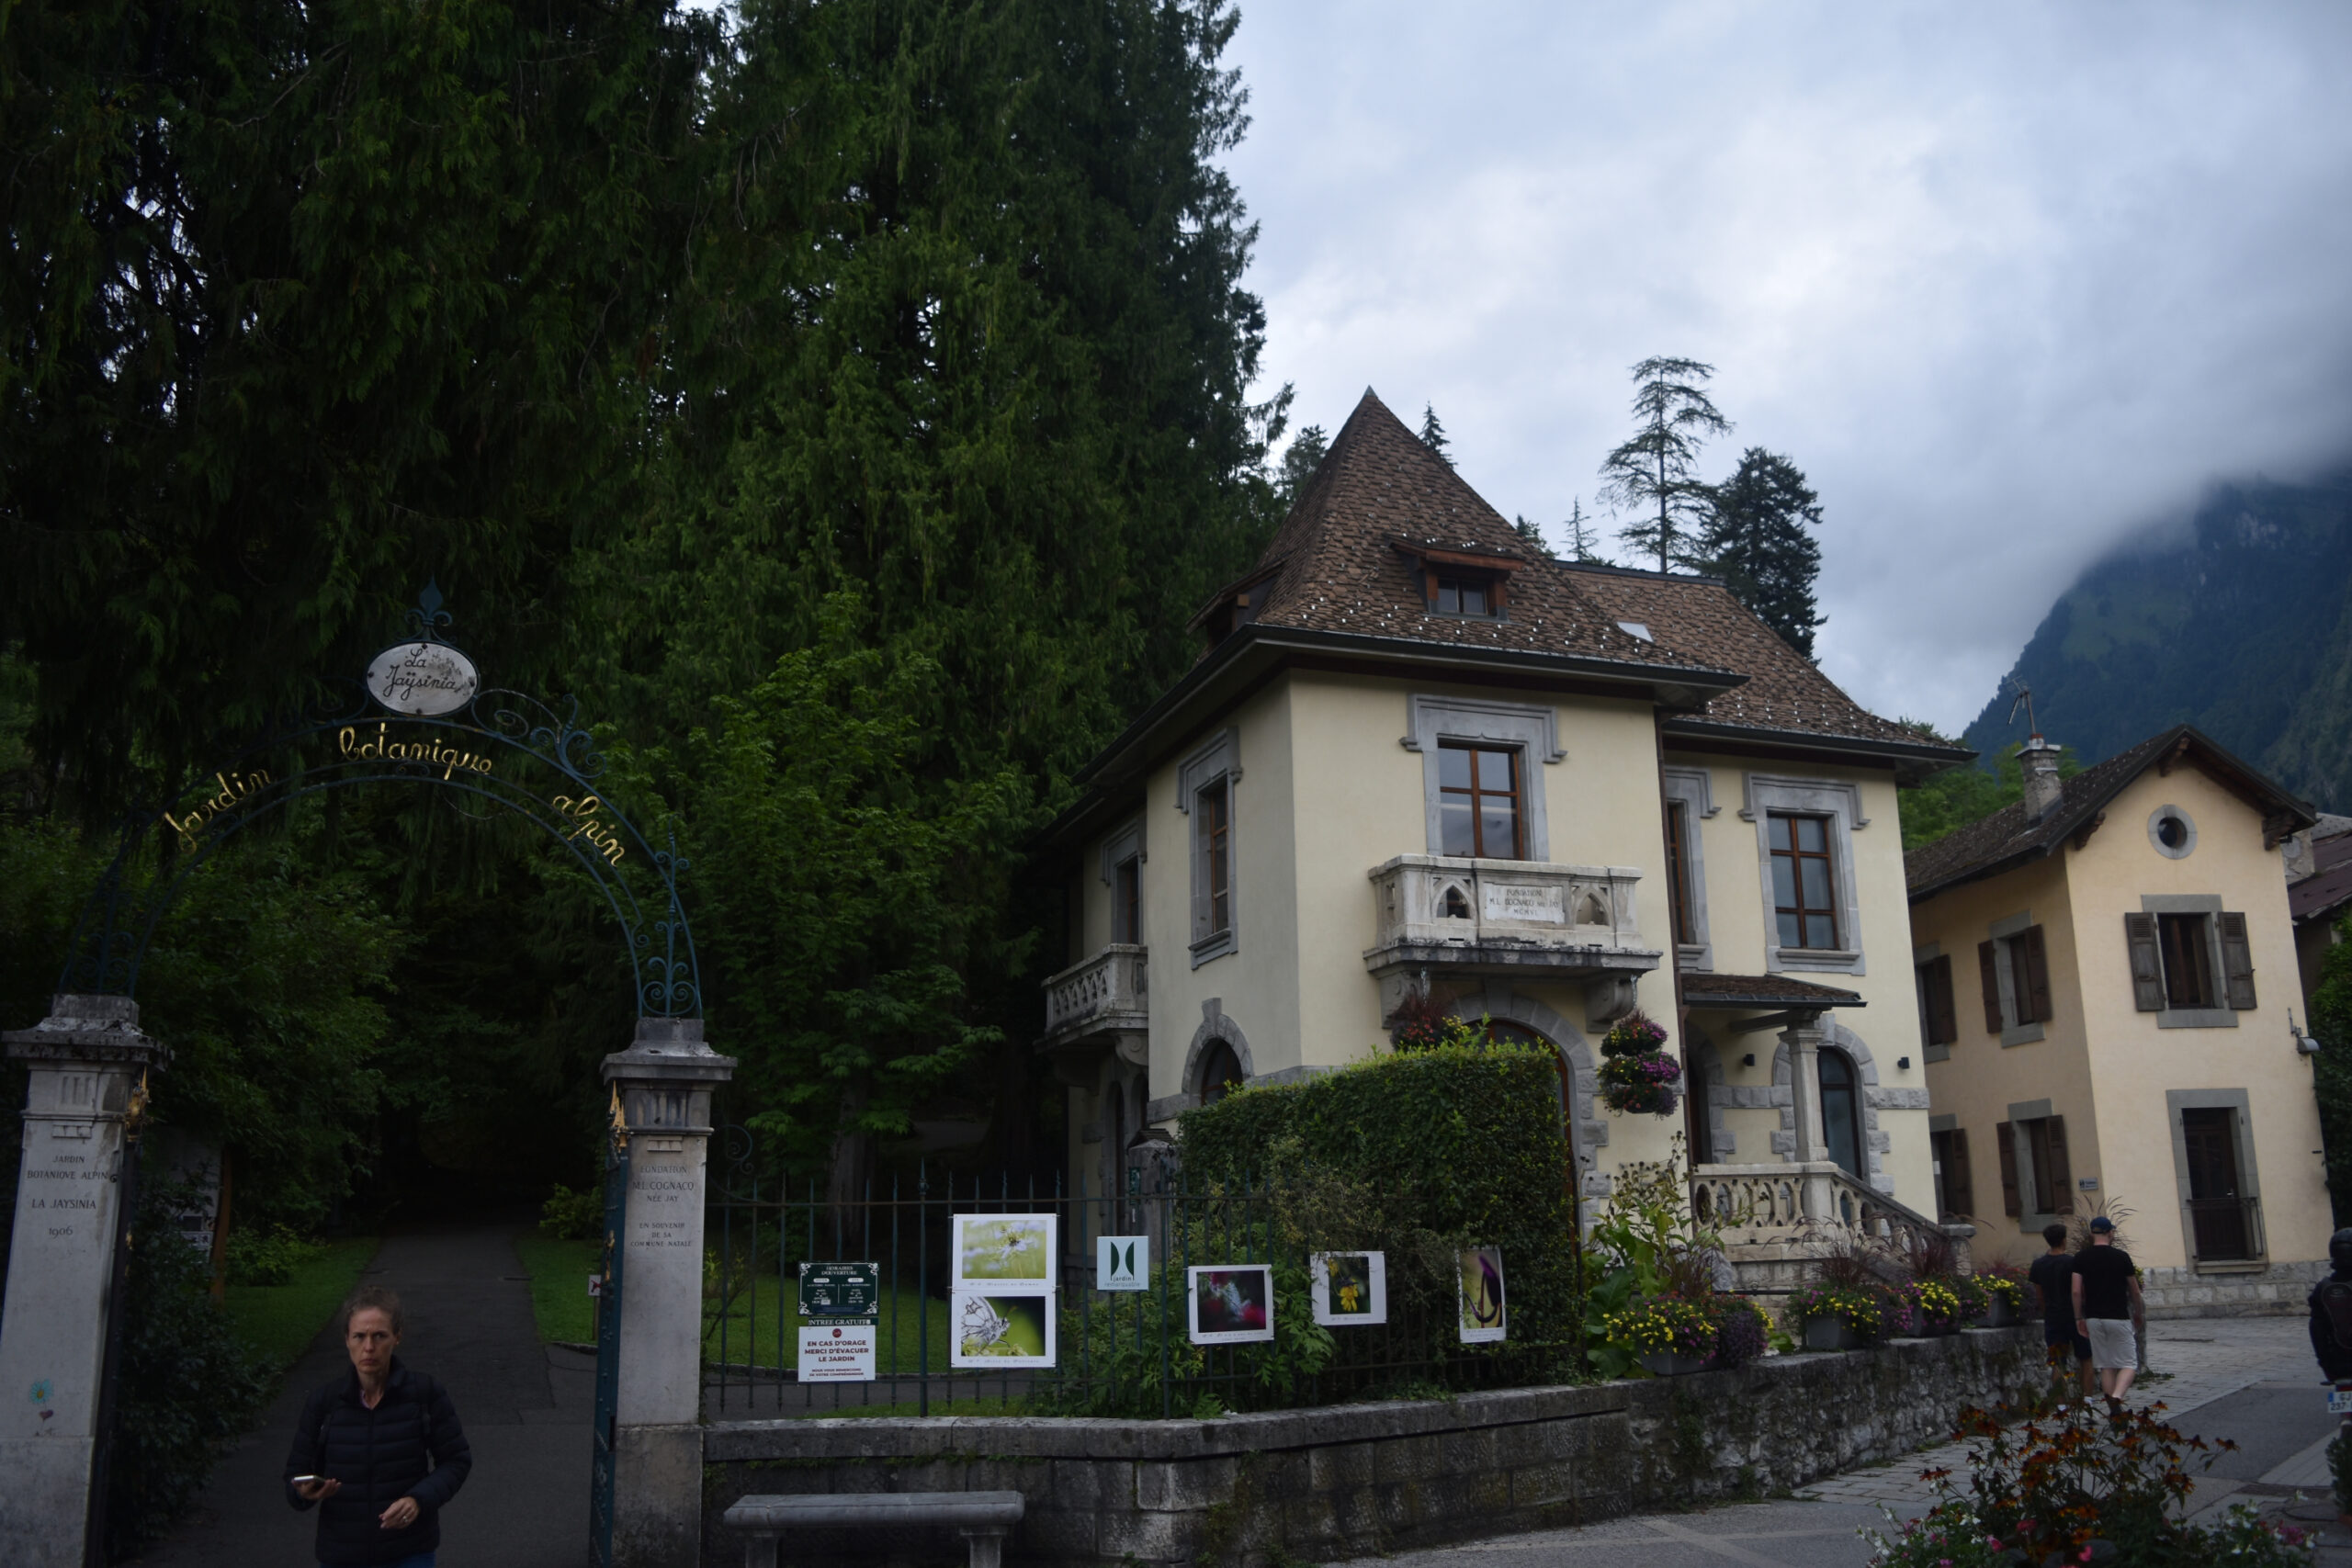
[{"xmin": 2020, "ymin": 735, "xmax": 2064, "ymax": 822}]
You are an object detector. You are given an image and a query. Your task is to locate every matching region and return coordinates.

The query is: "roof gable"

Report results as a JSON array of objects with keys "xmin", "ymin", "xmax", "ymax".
[{"xmin": 1905, "ymin": 725, "xmax": 2316, "ymax": 901}]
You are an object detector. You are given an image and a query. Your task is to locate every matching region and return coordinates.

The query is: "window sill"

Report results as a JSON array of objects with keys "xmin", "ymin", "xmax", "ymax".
[
  {"xmin": 2190, "ymin": 1258, "xmax": 2267, "ymax": 1275},
  {"xmin": 2156, "ymin": 1007, "xmax": 2238, "ymax": 1030},
  {"xmin": 1189, "ymin": 931, "xmax": 1237, "ymax": 969},
  {"xmin": 1770, "ymin": 947, "xmax": 1864, "ymax": 976},
  {"xmin": 2000, "ymin": 1022, "xmax": 2046, "ymax": 1048},
  {"xmin": 1923, "ymin": 1043, "xmax": 1951, "ymax": 1065}
]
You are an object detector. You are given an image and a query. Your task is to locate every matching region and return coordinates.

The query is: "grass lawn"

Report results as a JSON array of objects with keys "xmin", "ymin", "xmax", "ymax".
[
  {"xmin": 224, "ymin": 1236, "xmax": 379, "ymax": 1376},
  {"xmin": 512, "ymin": 1230, "xmax": 603, "ymax": 1344}
]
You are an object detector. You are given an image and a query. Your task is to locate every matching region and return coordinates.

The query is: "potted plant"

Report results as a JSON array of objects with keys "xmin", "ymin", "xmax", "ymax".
[
  {"xmin": 1968, "ymin": 1265, "xmax": 2028, "ymax": 1329},
  {"xmin": 1597, "ymin": 1012, "xmax": 1681, "ymax": 1117},
  {"xmin": 1790, "ymin": 1283, "xmax": 1888, "ymax": 1350},
  {"xmin": 1902, "ymin": 1278, "xmax": 1964, "ymax": 1337},
  {"xmin": 1602, "ymin": 1292, "xmax": 1718, "ymax": 1375}
]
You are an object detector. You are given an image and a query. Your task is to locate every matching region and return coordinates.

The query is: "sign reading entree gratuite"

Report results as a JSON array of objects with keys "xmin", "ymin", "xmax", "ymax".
[{"xmin": 797, "ymin": 1261, "xmax": 878, "ymax": 1382}]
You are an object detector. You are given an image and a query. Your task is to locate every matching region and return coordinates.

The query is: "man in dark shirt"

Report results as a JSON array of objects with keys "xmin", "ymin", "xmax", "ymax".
[
  {"xmin": 2072, "ymin": 1216, "xmax": 2144, "ymax": 1406},
  {"xmin": 2027, "ymin": 1223, "xmax": 2092, "ymax": 1396}
]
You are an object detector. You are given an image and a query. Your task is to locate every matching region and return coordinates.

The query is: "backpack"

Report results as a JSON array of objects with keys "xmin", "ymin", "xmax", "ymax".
[{"xmin": 2318, "ymin": 1280, "xmax": 2352, "ymax": 1351}]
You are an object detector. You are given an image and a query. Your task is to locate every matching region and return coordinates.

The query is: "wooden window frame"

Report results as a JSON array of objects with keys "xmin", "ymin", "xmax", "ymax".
[
  {"xmin": 1768, "ymin": 812, "xmax": 1841, "ymax": 952},
  {"xmin": 1665, "ymin": 799, "xmax": 1697, "ymax": 947},
  {"xmin": 1113, "ymin": 856, "xmax": 1141, "ymax": 946},
  {"xmin": 1917, "ymin": 953, "xmax": 1958, "ymax": 1049},
  {"xmin": 1438, "ymin": 740, "xmax": 1524, "ymax": 861},
  {"xmin": 1178, "ymin": 728, "xmax": 1240, "ymax": 967},
  {"xmin": 1201, "ymin": 783, "xmax": 1231, "ymax": 940}
]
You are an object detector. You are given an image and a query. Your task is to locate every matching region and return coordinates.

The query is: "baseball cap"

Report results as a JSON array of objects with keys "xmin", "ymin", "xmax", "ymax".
[{"xmin": 2088, "ymin": 1216, "xmax": 2115, "ymax": 1233}]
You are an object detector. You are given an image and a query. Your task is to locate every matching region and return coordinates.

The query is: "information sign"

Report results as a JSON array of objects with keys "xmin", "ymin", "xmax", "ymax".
[
  {"xmin": 1096, "ymin": 1235, "xmax": 1149, "ymax": 1292},
  {"xmin": 798, "ymin": 1261, "xmax": 880, "ymax": 1382}
]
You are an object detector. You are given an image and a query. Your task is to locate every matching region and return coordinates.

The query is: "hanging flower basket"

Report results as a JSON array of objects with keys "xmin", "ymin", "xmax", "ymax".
[{"xmin": 1597, "ymin": 1011, "xmax": 1680, "ymax": 1117}]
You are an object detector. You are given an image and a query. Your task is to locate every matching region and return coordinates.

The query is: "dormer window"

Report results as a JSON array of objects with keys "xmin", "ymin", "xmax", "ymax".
[
  {"xmin": 1392, "ymin": 538, "xmax": 1523, "ymax": 620},
  {"xmin": 1435, "ymin": 577, "xmax": 1491, "ymax": 616}
]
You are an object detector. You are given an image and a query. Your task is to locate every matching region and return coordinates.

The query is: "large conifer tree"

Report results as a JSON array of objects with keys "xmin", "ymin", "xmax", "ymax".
[
  {"xmin": 1701, "ymin": 447, "xmax": 1826, "ymax": 658},
  {"xmin": 1598, "ymin": 356, "xmax": 1732, "ymax": 573}
]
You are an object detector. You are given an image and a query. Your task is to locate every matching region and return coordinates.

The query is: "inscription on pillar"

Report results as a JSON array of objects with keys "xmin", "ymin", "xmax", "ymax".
[{"xmin": 628, "ymin": 1159, "xmax": 700, "ymax": 1251}]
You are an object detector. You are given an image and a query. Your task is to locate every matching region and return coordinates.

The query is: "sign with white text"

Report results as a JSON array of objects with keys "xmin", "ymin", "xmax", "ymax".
[{"xmin": 798, "ymin": 1261, "xmax": 879, "ymax": 1382}]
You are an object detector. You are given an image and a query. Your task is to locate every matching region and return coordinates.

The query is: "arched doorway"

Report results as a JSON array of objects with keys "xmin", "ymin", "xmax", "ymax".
[{"xmin": 1818, "ymin": 1047, "xmax": 1863, "ymax": 1178}]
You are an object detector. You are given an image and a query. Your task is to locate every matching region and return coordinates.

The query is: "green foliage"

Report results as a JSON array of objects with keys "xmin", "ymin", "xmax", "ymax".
[
  {"xmin": 223, "ymin": 1224, "xmax": 325, "ymax": 1289},
  {"xmin": 2309, "ymin": 915, "xmax": 2352, "ymax": 1224},
  {"xmin": 1181, "ymin": 1043, "xmax": 1584, "ymax": 1380},
  {"xmin": 1419, "ymin": 404, "xmax": 1455, "ymax": 468},
  {"xmin": 1701, "ymin": 448, "xmax": 1825, "ymax": 660},
  {"xmin": 1897, "ymin": 737, "xmax": 2085, "ymax": 852},
  {"xmin": 540, "ymin": 1184, "xmax": 605, "ymax": 1244},
  {"xmin": 626, "ymin": 592, "xmax": 1028, "ymax": 1190},
  {"xmin": 513, "ymin": 1231, "xmax": 603, "ymax": 1346},
  {"xmin": 1279, "ymin": 425, "xmax": 1330, "ymax": 509},
  {"xmin": 1600, "ymin": 356, "xmax": 1733, "ymax": 574},
  {"xmin": 108, "ymin": 1179, "xmax": 274, "ymax": 1556},
  {"xmin": 3, "ymin": 0, "xmax": 720, "ymax": 807}
]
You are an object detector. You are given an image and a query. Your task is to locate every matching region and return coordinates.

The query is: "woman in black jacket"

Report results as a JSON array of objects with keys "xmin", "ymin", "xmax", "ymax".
[{"xmin": 285, "ymin": 1285, "xmax": 471, "ymax": 1566}]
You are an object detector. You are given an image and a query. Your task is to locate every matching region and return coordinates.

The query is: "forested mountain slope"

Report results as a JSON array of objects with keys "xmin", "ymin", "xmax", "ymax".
[{"xmin": 1961, "ymin": 470, "xmax": 2352, "ymax": 808}]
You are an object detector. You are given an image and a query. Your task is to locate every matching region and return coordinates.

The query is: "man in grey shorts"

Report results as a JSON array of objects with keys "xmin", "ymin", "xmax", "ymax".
[{"xmin": 2072, "ymin": 1216, "xmax": 2144, "ymax": 1408}]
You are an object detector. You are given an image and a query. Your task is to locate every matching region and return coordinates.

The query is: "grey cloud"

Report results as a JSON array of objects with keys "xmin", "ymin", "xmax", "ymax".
[{"xmin": 1223, "ymin": 0, "xmax": 2352, "ymax": 728}]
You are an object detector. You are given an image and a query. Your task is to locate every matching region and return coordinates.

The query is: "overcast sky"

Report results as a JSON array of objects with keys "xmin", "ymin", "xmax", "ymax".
[{"xmin": 1217, "ymin": 2, "xmax": 2352, "ymax": 733}]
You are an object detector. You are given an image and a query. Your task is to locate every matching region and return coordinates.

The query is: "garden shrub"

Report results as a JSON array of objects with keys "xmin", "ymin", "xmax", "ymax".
[
  {"xmin": 1180, "ymin": 1040, "xmax": 1583, "ymax": 1380},
  {"xmin": 540, "ymin": 1182, "xmax": 605, "ymax": 1242},
  {"xmin": 108, "ymin": 1179, "xmax": 273, "ymax": 1555},
  {"xmin": 223, "ymin": 1223, "xmax": 324, "ymax": 1287}
]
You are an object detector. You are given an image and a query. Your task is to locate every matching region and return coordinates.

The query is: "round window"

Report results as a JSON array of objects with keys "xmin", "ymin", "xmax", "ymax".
[{"xmin": 2147, "ymin": 806, "xmax": 2197, "ymax": 860}]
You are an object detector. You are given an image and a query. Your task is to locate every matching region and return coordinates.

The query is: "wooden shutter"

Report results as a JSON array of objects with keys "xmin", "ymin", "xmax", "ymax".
[
  {"xmin": 2022, "ymin": 925, "xmax": 2054, "ymax": 1024},
  {"xmin": 2045, "ymin": 1115, "xmax": 2075, "ymax": 1214},
  {"xmin": 2123, "ymin": 913, "xmax": 2165, "ymax": 1011},
  {"xmin": 1929, "ymin": 954, "xmax": 1959, "ymax": 1045},
  {"xmin": 1948, "ymin": 1128, "xmax": 1974, "ymax": 1218},
  {"xmin": 1996, "ymin": 1122, "xmax": 2021, "ymax": 1217},
  {"xmin": 2219, "ymin": 912, "xmax": 2257, "ymax": 1010},
  {"xmin": 1979, "ymin": 941, "xmax": 2006, "ymax": 1032}
]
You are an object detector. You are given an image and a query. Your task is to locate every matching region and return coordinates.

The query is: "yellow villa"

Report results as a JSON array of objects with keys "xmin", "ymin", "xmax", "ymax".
[
  {"xmin": 1035, "ymin": 391, "xmax": 1968, "ymax": 1238},
  {"xmin": 1906, "ymin": 726, "xmax": 2328, "ymax": 1313}
]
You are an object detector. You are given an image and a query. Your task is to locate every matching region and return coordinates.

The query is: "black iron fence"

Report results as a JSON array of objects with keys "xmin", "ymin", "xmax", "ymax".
[{"xmin": 703, "ymin": 1131, "xmax": 1576, "ymax": 1419}]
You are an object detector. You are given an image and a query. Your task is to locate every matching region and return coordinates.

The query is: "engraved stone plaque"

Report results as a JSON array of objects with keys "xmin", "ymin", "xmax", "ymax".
[{"xmin": 1482, "ymin": 883, "xmax": 1565, "ymax": 924}]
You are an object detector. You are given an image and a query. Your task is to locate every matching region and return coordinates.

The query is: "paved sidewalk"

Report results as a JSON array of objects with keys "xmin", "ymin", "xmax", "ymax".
[
  {"xmin": 127, "ymin": 1220, "xmax": 593, "ymax": 1568},
  {"xmin": 1358, "ymin": 1316, "xmax": 2343, "ymax": 1568}
]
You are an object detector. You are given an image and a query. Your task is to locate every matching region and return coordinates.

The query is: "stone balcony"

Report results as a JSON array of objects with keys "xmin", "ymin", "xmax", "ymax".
[
  {"xmin": 1039, "ymin": 943, "xmax": 1148, "ymax": 1084},
  {"xmin": 1363, "ymin": 855, "xmax": 1661, "ymax": 1023}
]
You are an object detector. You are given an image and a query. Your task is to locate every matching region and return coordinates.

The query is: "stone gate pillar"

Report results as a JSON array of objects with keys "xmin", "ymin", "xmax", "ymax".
[
  {"xmin": 603, "ymin": 1017, "xmax": 734, "ymax": 1568},
  {"xmin": 0, "ymin": 995, "xmax": 168, "ymax": 1568}
]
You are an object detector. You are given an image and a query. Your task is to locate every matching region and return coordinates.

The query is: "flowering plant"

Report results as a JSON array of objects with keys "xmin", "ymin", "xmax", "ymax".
[
  {"xmin": 1601, "ymin": 1293, "xmax": 1717, "ymax": 1360},
  {"xmin": 1709, "ymin": 1294, "xmax": 1771, "ymax": 1368},
  {"xmin": 1860, "ymin": 1499, "xmax": 2010, "ymax": 1568},
  {"xmin": 1973, "ymin": 1267, "xmax": 2029, "ymax": 1315},
  {"xmin": 1903, "ymin": 1279, "xmax": 1964, "ymax": 1333},
  {"xmin": 1788, "ymin": 1282, "xmax": 1891, "ymax": 1339},
  {"xmin": 1597, "ymin": 1010, "xmax": 1680, "ymax": 1116}
]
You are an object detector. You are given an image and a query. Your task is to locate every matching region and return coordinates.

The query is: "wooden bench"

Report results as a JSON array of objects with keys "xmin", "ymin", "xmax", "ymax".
[{"xmin": 721, "ymin": 1491, "xmax": 1026, "ymax": 1568}]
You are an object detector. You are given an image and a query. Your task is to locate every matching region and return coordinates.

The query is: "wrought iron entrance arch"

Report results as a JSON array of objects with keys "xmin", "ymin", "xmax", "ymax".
[{"xmin": 56, "ymin": 583, "xmax": 700, "ymax": 1021}]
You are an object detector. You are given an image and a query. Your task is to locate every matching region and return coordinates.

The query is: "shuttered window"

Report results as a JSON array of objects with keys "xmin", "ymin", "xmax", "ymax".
[
  {"xmin": 2219, "ymin": 912, "xmax": 2257, "ymax": 1010},
  {"xmin": 2158, "ymin": 913, "xmax": 2214, "ymax": 1008},
  {"xmin": 1976, "ymin": 926, "xmax": 2052, "ymax": 1032},
  {"xmin": 1996, "ymin": 1122, "xmax": 2020, "ymax": 1217},
  {"xmin": 1931, "ymin": 1127, "xmax": 1973, "ymax": 1219},
  {"xmin": 2124, "ymin": 913, "xmax": 2165, "ymax": 1011},
  {"xmin": 1916, "ymin": 954, "xmax": 1958, "ymax": 1047},
  {"xmin": 1997, "ymin": 1115, "xmax": 2073, "ymax": 1216}
]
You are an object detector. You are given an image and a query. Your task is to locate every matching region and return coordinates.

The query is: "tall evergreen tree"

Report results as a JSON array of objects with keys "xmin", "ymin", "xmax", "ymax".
[
  {"xmin": 1561, "ymin": 497, "xmax": 1605, "ymax": 563},
  {"xmin": 1280, "ymin": 424, "xmax": 1330, "ymax": 508},
  {"xmin": 1, "ymin": 0, "xmax": 716, "ymax": 811},
  {"xmin": 1419, "ymin": 404, "xmax": 1455, "ymax": 468},
  {"xmin": 1511, "ymin": 515, "xmax": 1556, "ymax": 560},
  {"xmin": 1598, "ymin": 357, "xmax": 1732, "ymax": 573},
  {"xmin": 1701, "ymin": 448, "xmax": 1826, "ymax": 658}
]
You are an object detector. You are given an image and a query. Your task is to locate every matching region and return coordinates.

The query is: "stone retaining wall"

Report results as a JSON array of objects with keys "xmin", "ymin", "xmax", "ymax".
[
  {"xmin": 2140, "ymin": 1258, "xmax": 2324, "ymax": 1318},
  {"xmin": 702, "ymin": 1326, "xmax": 2039, "ymax": 1566}
]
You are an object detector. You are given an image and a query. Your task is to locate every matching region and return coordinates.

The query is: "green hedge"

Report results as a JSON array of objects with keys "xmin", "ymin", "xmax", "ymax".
[{"xmin": 1179, "ymin": 1042, "xmax": 1583, "ymax": 1379}]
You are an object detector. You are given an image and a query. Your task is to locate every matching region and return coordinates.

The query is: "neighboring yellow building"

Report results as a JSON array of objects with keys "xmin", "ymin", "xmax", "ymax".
[
  {"xmin": 1036, "ymin": 391, "xmax": 1967, "ymax": 1235},
  {"xmin": 1906, "ymin": 727, "xmax": 2325, "ymax": 1314}
]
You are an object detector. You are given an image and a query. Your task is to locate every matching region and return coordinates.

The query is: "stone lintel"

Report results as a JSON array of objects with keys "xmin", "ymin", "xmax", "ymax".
[{"xmin": 3, "ymin": 994, "xmax": 168, "ymax": 1067}]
